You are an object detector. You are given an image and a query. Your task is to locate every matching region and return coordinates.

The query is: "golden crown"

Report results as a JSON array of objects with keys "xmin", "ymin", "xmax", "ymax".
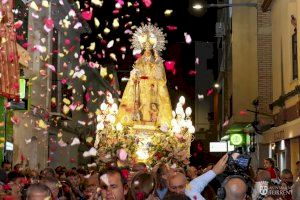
[{"xmin": 131, "ymin": 23, "xmax": 167, "ymax": 53}]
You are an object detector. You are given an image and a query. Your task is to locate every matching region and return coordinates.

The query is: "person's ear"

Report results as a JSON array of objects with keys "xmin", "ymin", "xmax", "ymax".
[{"xmin": 123, "ymin": 184, "xmax": 128, "ymax": 195}]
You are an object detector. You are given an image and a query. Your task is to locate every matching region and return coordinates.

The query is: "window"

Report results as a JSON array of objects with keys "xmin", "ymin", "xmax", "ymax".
[{"xmin": 292, "ymin": 32, "xmax": 298, "ymax": 80}]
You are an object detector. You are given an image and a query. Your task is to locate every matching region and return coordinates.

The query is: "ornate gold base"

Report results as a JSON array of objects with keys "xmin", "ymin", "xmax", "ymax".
[{"xmin": 133, "ymin": 123, "xmax": 157, "ymax": 131}]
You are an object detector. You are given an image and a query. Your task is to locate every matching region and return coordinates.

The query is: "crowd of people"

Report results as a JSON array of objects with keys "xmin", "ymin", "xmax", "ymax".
[{"xmin": 0, "ymin": 154, "xmax": 299, "ymax": 200}]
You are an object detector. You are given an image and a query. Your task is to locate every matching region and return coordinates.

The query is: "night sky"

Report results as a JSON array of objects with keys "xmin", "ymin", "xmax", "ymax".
[{"xmin": 80, "ymin": 0, "xmax": 218, "ymax": 104}]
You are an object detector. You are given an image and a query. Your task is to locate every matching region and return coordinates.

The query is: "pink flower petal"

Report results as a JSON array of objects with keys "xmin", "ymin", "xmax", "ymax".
[
  {"xmin": 11, "ymin": 116, "xmax": 20, "ymax": 125},
  {"xmin": 113, "ymin": 9, "xmax": 120, "ymax": 14},
  {"xmin": 239, "ymin": 110, "xmax": 248, "ymax": 116},
  {"xmin": 61, "ymin": 79, "xmax": 67, "ymax": 85},
  {"xmin": 184, "ymin": 32, "xmax": 192, "ymax": 44},
  {"xmin": 14, "ymin": 20, "xmax": 23, "ymax": 29},
  {"xmin": 45, "ymin": 63, "xmax": 56, "ymax": 72},
  {"xmin": 166, "ymin": 25, "xmax": 177, "ymax": 31},
  {"xmin": 44, "ymin": 18, "xmax": 54, "ymax": 29},
  {"xmin": 118, "ymin": 149, "xmax": 128, "ymax": 161},
  {"xmin": 142, "ymin": 0, "xmax": 152, "ymax": 8},
  {"xmin": 82, "ymin": 9, "xmax": 93, "ymax": 21},
  {"xmin": 64, "ymin": 39, "xmax": 71, "ymax": 45},
  {"xmin": 164, "ymin": 61, "xmax": 175, "ymax": 71},
  {"xmin": 188, "ymin": 70, "xmax": 197, "ymax": 76},
  {"xmin": 85, "ymin": 92, "xmax": 90, "ymax": 102},
  {"xmin": 207, "ymin": 88, "xmax": 214, "ymax": 96}
]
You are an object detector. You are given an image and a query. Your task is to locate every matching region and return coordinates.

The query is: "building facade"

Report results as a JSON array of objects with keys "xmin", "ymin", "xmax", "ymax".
[
  {"xmin": 216, "ymin": 0, "xmax": 273, "ymax": 170},
  {"xmin": 261, "ymin": 0, "xmax": 300, "ymax": 175},
  {"xmin": 8, "ymin": 0, "xmax": 120, "ymax": 170}
]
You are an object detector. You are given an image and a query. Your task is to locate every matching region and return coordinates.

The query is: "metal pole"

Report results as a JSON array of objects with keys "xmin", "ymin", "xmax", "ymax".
[{"xmin": 207, "ymin": 3, "xmax": 257, "ymax": 8}]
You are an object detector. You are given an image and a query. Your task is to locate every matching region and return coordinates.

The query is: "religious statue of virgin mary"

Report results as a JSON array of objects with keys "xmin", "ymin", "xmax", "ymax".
[{"xmin": 116, "ymin": 24, "xmax": 173, "ymax": 128}]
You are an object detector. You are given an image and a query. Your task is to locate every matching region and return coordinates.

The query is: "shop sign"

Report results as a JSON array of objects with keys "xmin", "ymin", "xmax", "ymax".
[{"xmin": 230, "ymin": 133, "xmax": 245, "ymax": 146}]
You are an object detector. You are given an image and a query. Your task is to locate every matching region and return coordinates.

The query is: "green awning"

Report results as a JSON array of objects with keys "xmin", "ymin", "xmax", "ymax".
[{"xmin": 225, "ymin": 123, "xmax": 250, "ymax": 134}]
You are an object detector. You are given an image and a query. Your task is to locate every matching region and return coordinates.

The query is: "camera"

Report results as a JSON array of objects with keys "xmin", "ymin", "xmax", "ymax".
[{"xmin": 226, "ymin": 151, "xmax": 251, "ymax": 174}]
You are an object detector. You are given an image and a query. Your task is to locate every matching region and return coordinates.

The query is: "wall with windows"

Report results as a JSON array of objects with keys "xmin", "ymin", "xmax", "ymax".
[{"xmin": 271, "ymin": 0, "xmax": 299, "ymax": 114}]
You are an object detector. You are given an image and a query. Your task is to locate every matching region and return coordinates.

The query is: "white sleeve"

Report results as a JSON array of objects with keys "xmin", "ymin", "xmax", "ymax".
[{"xmin": 185, "ymin": 170, "xmax": 216, "ymax": 200}]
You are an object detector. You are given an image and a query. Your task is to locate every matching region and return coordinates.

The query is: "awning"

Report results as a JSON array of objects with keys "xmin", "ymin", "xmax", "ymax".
[{"xmin": 225, "ymin": 123, "xmax": 250, "ymax": 134}]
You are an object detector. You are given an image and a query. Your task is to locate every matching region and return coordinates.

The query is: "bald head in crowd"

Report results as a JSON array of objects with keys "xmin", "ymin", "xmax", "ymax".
[
  {"xmin": 256, "ymin": 169, "xmax": 271, "ymax": 182},
  {"xmin": 26, "ymin": 183, "xmax": 52, "ymax": 200},
  {"xmin": 168, "ymin": 172, "xmax": 187, "ymax": 194},
  {"xmin": 224, "ymin": 178, "xmax": 247, "ymax": 200},
  {"xmin": 41, "ymin": 177, "xmax": 60, "ymax": 199}
]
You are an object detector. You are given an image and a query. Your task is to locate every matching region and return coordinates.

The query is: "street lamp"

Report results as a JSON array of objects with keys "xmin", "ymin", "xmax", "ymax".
[
  {"xmin": 205, "ymin": 3, "xmax": 257, "ymax": 9},
  {"xmin": 189, "ymin": 0, "xmax": 257, "ymax": 16},
  {"xmin": 192, "ymin": 3, "xmax": 204, "ymax": 10}
]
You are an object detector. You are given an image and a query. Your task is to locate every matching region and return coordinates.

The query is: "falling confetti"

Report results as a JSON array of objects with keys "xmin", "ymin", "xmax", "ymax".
[
  {"xmin": 142, "ymin": 0, "xmax": 152, "ymax": 8},
  {"xmin": 91, "ymin": 0, "xmax": 103, "ymax": 7},
  {"xmin": 83, "ymin": 147, "xmax": 97, "ymax": 157},
  {"xmin": 38, "ymin": 119, "xmax": 47, "ymax": 130},
  {"xmin": 164, "ymin": 61, "xmax": 176, "ymax": 75},
  {"xmin": 44, "ymin": 18, "xmax": 54, "ymax": 32},
  {"xmin": 184, "ymin": 32, "xmax": 192, "ymax": 44},
  {"xmin": 94, "ymin": 17, "xmax": 100, "ymax": 28},
  {"xmin": 207, "ymin": 88, "xmax": 214, "ymax": 96},
  {"xmin": 166, "ymin": 25, "xmax": 177, "ymax": 31},
  {"xmin": 107, "ymin": 40, "xmax": 114, "ymax": 48},
  {"xmin": 164, "ymin": 9, "xmax": 173, "ymax": 16},
  {"xmin": 25, "ymin": 138, "xmax": 31, "ymax": 144},
  {"xmin": 110, "ymin": 53, "xmax": 117, "ymax": 61},
  {"xmin": 14, "ymin": 20, "xmax": 23, "ymax": 29},
  {"xmin": 11, "ymin": 116, "xmax": 20, "ymax": 125},
  {"xmin": 45, "ymin": 63, "xmax": 56, "ymax": 72},
  {"xmin": 70, "ymin": 138, "xmax": 80, "ymax": 146},
  {"xmin": 62, "ymin": 105, "xmax": 70, "ymax": 115},
  {"xmin": 239, "ymin": 110, "xmax": 248, "ymax": 116},
  {"xmin": 118, "ymin": 149, "xmax": 128, "ymax": 161},
  {"xmin": 30, "ymin": 1, "xmax": 39, "ymax": 11},
  {"xmin": 104, "ymin": 27, "xmax": 111, "ymax": 34},
  {"xmin": 87, "ymin": 163, "xmax": 97, "ymax": 168},
  {"xmin": 222, "ymin": 120, "xmax": 229, "ymax": 127},
  {"xmin": 74, "ymin": 22, "xmax": 82, "ymax": 29},
  {"xmin": 198, "ymin": 94, "xmax": 204, "ymax": 100},
  {"xmin": 82, "ymin": 8, "xmax": 93, "ymax": 21},
  {"xmin": 188, "ymin": 70, "xmax": 197, "ymax": 76},
  {"xmin": 88, "ymin": 42, "xmax": 96, "ymax": 51},
  {"xmin": 112, "ymin": 18, "xmax": 119, "ymax": 28},
  {"xmin": 86, "ymin": 137, "xmax": 93, "ymax": 143},
  {"xmin": 42, "ymin": 0, "xmax": 49, "ymax": 7},
  {"xmin": 58, "ymin": 139, "xmax": 67, "ymax": 147},
  {"xmin": 100, "ymin": 67, "xmax": 108, "ymax": 77}
]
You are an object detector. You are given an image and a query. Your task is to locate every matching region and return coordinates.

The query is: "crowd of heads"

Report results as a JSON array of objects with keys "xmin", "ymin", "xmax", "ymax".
[{"xmin": 0, "ymin": 156, "xmax": 299, "ymax": 200}]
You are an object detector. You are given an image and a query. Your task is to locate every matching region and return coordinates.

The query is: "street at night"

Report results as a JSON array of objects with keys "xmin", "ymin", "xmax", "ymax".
[{"xmin": 0, "ymin": 0, "xmax": 298, "ymax": 199}]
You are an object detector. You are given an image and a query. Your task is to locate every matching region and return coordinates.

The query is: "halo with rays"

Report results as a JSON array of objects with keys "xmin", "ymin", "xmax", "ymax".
[{"xmin": 131, "ymin": 23, "xmax": 167, "ymax": 53}]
